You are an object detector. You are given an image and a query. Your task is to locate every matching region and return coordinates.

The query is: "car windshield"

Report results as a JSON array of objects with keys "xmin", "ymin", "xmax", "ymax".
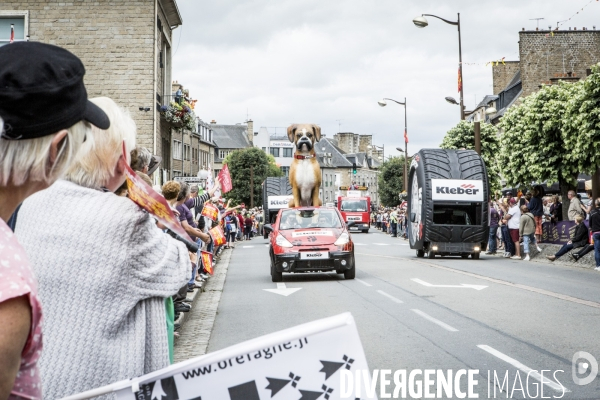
[
  {"xmin": 279, "ymin": 209, "xmax": 342, "ymax": 230},
  {"xmin": 341, "ymin": 200, "xmax": 367, "ymax": 212}
]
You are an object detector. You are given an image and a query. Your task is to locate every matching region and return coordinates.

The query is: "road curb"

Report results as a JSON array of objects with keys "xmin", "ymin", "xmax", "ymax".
[{"xmin": 173, "ymin": 247, "xmax": 233, "ymax": 362}]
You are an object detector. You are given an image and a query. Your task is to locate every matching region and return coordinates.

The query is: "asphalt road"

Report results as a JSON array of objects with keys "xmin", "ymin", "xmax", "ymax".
[{"xmin": 207, "ymin": 228, "xmax": 600, "ymax": 399}]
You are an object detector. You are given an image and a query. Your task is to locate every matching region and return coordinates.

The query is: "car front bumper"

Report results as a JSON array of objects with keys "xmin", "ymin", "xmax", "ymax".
[{"xmin": 272, "ymin": 251, "xmax": 354, "ymax": 273}]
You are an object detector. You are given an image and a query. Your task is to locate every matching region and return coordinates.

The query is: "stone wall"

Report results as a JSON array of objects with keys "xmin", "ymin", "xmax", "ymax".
[
  {"xmin": 492, "ymin": 61, "xmax": 520, "ymax": 94},
  {"xmin": 334, "ymin": 133, "xmax": 359, "ymax": 154},
  {"xmin": 519, "ymin": 30, "xmax": 600, "ymax": 97},
  {"xmin": 0, "ymin": 1, "xmax": 182, "ymax": 183}
]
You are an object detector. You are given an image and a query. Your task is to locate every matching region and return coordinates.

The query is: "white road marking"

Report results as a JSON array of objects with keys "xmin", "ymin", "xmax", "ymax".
[
  {"xmin": 411, "ymin": 309, "xmax": 458, "ymax": 332},
  {"xmin": 373, "ymin": 243, "xmax": 390, "ymax": 246},
  {"xmin": 263, "ymin": 282, "xmax": 302, "ymax": 297},
  {"xmin": 412, "ymin": 278, "xmax": 487, "ymax": 291},
  {"xmin": 354, "ymin": 243, "xmax": 367, "ymax": 246},
  {"xmin": 355, "ymin": 278, "xmax": 372, "ymax": 287},
  {"xmin": 478, "ymin": 345, "xmax": 570, "ymax": 393},
  {"xmin": 242, "ymin": 246, "xmax": 254, "ymax": 248},
  {"xmin": 376, "ymin": 290, "xmax": 403, "ymax": 303}
]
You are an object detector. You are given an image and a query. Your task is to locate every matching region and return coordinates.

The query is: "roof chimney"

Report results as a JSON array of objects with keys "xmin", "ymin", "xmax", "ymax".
[
  {"xmin": 246, "ymin": 119, "xmax": 254, "ymax": 144},
  {"xmin": 210, "ymin": 120, "xmax": 217, "ymax": 124}
]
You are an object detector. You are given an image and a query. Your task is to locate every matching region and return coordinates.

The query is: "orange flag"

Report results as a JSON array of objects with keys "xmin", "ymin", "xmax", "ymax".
[
  {"xmin": 201, "ymin": 251, "xmax": 214, "ymax": 275},
  {"xmin": 201, "ymin": 203, "xmax": 219, "ymax": 222},
  {"xmin": 209, "ymin": 225, "xmax": 227, "ymax": 246}
]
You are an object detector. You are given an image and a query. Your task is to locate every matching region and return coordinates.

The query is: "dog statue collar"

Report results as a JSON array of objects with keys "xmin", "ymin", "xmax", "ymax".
[{"xmin": 294, "ymin": 154, "xmax": 315, "ymax": 160}]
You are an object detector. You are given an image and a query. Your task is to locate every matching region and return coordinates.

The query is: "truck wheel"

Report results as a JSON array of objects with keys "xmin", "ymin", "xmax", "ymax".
[
  {"xmin": 427, "ymin": 249, "xmax": 435, "ymax": 259},
  {"xmin": 461, "ymin": 254, "xmax": 469, "ymax": 259},
  {"xmin": 472, "ymin": 252, "xmax": 480, "ymax": 260},
  {"xmin": 362, "ymin": 229, "xmax": 368, "ymax": 233},
  {"xmin": 344, "ymin": 256, "xmax": 356, "ymax": 279},
  {"xmin": 416, "ymin": 250, "xmax": 424, "ymax": 258}
]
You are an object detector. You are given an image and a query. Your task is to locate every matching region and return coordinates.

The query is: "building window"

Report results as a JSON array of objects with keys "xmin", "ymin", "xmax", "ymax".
[
  {"xmin": 283, "ymin": 148, "xmax": 293, "ymax": 157},
  {"xmin": 0, "ymin": 12, "xmax": 28, "ymax": 47},
  {"xmin": 173, "ymin": 140, "xmax": 182, "ymax": 160},
  {"xmin": 280, "ymin": 166, "xmax": 290, "ymax": 177},
  {"xmin": 270, "ymin": 147, "xmax": 280, "ymax": 157},
  {"xmin": 262, "ymin": 147, "xmax": 266, "ymax": 152},
  {"xmin": 219, "ymin": 149, "xmax": 232, "ymax": 160}
]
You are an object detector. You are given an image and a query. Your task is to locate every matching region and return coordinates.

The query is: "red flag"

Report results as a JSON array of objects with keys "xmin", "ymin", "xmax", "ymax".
[
  {"xmin": 121, "ymin": 143, "xmax": 193, "ymax": 243},
  {"xmin": 9, "ymin": 24, "xmax": 14, "ymax": 43},
  {"xmin": 458, "ymin": 66, "xmax": 462, "ymax": 93},
  {"xmin": 218, "ymin": 164, "xmax": 233, "ymax": 193},
  {"xmin": 200, "ymin": 251, "xmax": 214, "ymax": 275},
  {"xmin": 404, "ymin": 128, "xmax": 409, "ymax": 144}
]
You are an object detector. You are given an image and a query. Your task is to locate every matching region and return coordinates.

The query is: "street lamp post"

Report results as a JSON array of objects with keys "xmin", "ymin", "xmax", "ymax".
[
  {"xmin": 413, "ymin": 13, "xmax": 464, "ymax": 120},
  {"xmin": 444, "ymin": 96, "xmax": 498, "ymax": 156},
  {"xmin": 377, "ymin": 98, "xmax": 408, "ymax": 192}
]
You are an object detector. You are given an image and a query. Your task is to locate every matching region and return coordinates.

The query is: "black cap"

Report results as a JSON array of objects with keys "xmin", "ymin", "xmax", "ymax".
[{"xmin": 0, "ymin": 42, "xmax": 110, "ymax": 140}]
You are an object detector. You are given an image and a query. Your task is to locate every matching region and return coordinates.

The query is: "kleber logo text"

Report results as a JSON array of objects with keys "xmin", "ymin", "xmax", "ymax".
[{"xmin": 435, "ymin": 185, "xmax": 480, "ymax": 195}]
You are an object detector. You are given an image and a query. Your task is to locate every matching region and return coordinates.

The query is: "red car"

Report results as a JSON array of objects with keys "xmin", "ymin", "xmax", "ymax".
[{"xmin": 264, "ymin": 207, "xmax": 356, "ymax": 282}]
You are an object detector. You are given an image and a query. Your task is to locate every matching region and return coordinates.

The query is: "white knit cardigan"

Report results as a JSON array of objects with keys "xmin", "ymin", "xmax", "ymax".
[{"xmin": 15, "ymin": 180, "xmax": 190, "ymax": 399}]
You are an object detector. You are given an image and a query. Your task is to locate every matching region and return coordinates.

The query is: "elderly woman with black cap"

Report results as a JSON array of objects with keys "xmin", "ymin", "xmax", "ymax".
[
  {"xmin": 0, "ymin": 42, "xmax": 109, "ymax": 399},
  {"xmin": 15, "ymin": 97, "xmax": 191, "ymax": 399}
]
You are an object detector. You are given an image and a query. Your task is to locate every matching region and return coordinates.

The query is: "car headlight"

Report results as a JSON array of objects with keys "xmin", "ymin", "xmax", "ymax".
[
  {"xmin": 275, "ymin": 233, "xmax": 293, "ymax": 248},
  {"xmin": 334, "ymin": 232, "xmax": 350, "ymax": 246}
]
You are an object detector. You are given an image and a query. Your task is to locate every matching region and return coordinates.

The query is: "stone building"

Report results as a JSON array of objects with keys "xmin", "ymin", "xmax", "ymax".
[
  {"xmin": 486, "ymin": 28, "xmax": 600, "ymax": 123},
  {"xmin": 169, "ymin": 118, "xmax": 214, "ymax": 178},
  {"xmin": 518, "ymin": 29, "xmax": 600, "ymax": 97},
  {"xmin": 316, "ymin": 138, "xmax": 380, "ymax": 205},
  {"xmin": 0, "ymin": 0, "xmax": 182, "ymax": 184}
]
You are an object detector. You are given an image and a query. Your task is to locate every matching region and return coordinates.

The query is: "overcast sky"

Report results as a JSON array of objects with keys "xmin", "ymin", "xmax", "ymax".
[{"xmin": 172, "ymin": 0, "xmax": 598, "ymax": 156}]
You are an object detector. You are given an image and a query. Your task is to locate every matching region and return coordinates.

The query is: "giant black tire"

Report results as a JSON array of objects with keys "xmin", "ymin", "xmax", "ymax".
[
  {"xmin": 262, "ymin": 177, "xmax": 293, "ymax": 213},
  {"xmin": 407, "ymin": 149, "xmax": 490, "ymax": 252}
]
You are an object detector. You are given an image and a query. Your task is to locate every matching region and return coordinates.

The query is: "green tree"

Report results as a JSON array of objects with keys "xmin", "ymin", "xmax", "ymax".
[
  {"xmin": 498, "ymin": 81, "xmax": 581, "ymax": 217},
  {"xmin": 440, "ymin": 120, "xmax": 501, "ymax": 193},
  {"xmin": 563, "ymin": 64, "xmax": 600, "ymax": 173},
  {"xmin": 223, "ymin": 147, "xmax": 282, "ymax": 206},
  {"xmin": 378, "ymin": 156, "xmax": 406, "ymax": 207}
]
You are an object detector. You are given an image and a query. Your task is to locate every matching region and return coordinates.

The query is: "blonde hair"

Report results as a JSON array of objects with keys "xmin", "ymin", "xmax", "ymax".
[
  {"xmin": 64, "ymin": 97, "xmax": 136, "ymax": 189},
  {"xmin": 0, "ymin": 118, "xmax": 88, "ymax": 186},
  {"xmin": 575, "ymin": 215, "xmax": 584, "ymax": 224}
]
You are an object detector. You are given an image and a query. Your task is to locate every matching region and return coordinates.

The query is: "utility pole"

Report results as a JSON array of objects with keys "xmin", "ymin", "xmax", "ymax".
[
  {"xmin": 474, "ymin": 121, "xmax": 481, "ymax": 155},
  {"xmin": 250, "ymin": 165, "xmax": 254, "ymax": 208}
]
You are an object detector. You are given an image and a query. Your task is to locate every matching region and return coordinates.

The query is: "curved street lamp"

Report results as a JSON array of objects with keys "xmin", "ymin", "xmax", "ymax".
[
  {"xmin": 414, "ymin": 13, "xmax": 465, "ymax": 120},
  {"xmin": 377, "ymin": 97, "xmax": 409, "ymax": 192}
]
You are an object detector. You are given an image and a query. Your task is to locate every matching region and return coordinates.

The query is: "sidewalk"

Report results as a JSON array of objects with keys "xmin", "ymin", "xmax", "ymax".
[
  {"xmin": 173, "ymin": 246, "xmax": 232, "ymax": 362},
  {"xmin": 494, "ymin": 243, "xmax": 599, "ymax": 270}
]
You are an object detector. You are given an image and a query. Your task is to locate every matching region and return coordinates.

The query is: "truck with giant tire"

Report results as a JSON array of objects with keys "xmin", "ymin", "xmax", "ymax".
[
  {"xmin": 408, "ymin": 149, "xmax": 489, "ymax": 259},
  {"xmin": 262, "ymin": 177, "xmax": 293, "ymax": 238}
]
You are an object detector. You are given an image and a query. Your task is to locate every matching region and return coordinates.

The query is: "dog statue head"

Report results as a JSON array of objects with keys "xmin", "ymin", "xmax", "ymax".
[{"xmin": 287, "ymin": 124, "xmax": 321, "ymax": 151}]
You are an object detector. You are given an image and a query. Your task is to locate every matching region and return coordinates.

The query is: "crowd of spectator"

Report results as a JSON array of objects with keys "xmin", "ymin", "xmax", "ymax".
[
  {"xmin": 487, "ymin": 187, "xmax": 600, "ymax": 269},
  {"xmin": 0, "ymin": 41, "xmax": 260, "ymax": 400},
  {"xmin": 372, "ymin": 206, "xmax": 408, "ymax": 239}
]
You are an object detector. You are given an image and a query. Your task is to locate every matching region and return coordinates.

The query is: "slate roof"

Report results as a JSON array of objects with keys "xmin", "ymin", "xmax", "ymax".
[
  {"xmin": 211, "ymin": 124, "xmax": 251, "ymax": 149},
  {"xmin": 315, "ymin": 138, "xmax": 353, "ymax": 167}
]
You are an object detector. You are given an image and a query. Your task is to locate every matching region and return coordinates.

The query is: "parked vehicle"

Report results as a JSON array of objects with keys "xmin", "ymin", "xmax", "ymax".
[{"xmin": 264, "ymin": 207, "xmax": 356, "ymax": 281}]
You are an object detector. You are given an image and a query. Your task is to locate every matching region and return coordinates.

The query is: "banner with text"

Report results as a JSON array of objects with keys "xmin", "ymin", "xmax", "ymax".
[
  {"xmin": 201, "ymin": 251, "xmax": 214, "ymax": 275},
  {"xmin": 61, "ymin": 313, "xmax": 373, "ymax": 400},
  {"xmin": 201, "ymin": 203, "xmax": 220, "ymax": 222}
]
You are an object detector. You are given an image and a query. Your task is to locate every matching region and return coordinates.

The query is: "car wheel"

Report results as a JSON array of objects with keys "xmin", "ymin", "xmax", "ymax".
[
  {"xmin": 472, "ymin": 252, "xmax": 480, "ymax": 260},
  {"xmin": 461, "ymin": 254, "xmax": 469, "ymax": 259},
  {"xmin": 270, "ymin": 258, "xmax": 282, "ymax": 282},
  {"xmin": 416, "ymin": 250, "xmax": 424, "ymax": 258},
  {"xmin": 344, "ymin": 256, "xmax": 356, "ymax": 280},
  {"xmin": 362, "ymin": 229, "xmax": 368, "ymax": 233}
]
